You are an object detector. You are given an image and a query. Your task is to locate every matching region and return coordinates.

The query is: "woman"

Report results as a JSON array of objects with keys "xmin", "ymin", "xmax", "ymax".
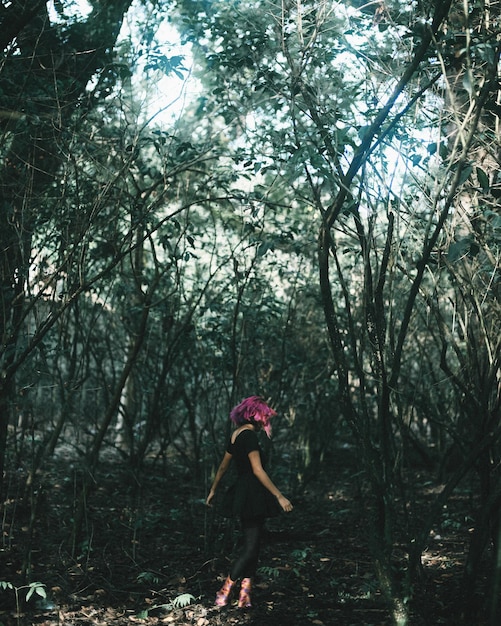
[{"xmin": 206, "ymin": 396, "xmax": 293, "ymax": 609}]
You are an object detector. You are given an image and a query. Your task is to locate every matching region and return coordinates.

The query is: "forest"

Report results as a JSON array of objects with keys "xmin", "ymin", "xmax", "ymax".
[{"xmin": 0, "ymin": 1, "xmax": 500, "ymax": 625}]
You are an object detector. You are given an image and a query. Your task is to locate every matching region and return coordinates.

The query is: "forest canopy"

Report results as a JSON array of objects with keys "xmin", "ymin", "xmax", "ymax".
[{"xmin": 0, "ymin": 1, "xmax": 500, "ymax": 625}]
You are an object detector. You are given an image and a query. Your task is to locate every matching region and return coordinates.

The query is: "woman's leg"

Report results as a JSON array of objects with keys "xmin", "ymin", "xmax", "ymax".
[
  {"xmin": 238, "ymin": 577, "xmax": 252, "ymax": 608},
  {"xmin": 229, "ymin": 517, "xmax": 264, "ymax": 608},
  {"xmin": 214, "ymin": 518, "xmax": 263, "ymax": 607},
  {"xmin": 215, "ymin": 575, "xmax": 236, "ymax": 606},
  {"xmin": 230, "ymin": 517, "xmax": 264, "ymax": 580}
]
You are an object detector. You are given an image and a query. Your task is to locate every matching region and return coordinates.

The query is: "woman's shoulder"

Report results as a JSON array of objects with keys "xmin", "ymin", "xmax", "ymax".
[
  {"xmin": 231, "ymin": 427, "xmax": 258, "ymax": 446},
  {"xmin": 235, "ymin": 429, "xmax": 260, "ymax": 453},
  {"xmin": 236, "ymin": 427, "xmax": 256, "ymax": 438}
]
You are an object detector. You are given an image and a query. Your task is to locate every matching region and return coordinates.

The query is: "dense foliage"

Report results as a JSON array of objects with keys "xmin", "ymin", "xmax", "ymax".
[{"xmin": 0, "ymin": 1, "xmax": 500, "ymax": 624}]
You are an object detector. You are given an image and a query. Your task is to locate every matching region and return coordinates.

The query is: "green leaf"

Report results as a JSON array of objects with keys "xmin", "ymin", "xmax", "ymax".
[
  {"xmin": 36, "ymin": 586, "xmax": 47, "ymax": 598},
  {"xmin": 0, "ymin": 581, "xmax": 13, "ymax": 590},
  {"xmin": 257, "ymin": 241, "xmax": 272, "ymax": 257},
  {"xmin": 26, "ymin": 582, "xmax": 46, "ymax": 602},
  {"xmin": 476, "ymin": 167, "xmax": 489, "ymax": 192},
  {"xmin": 171, "ymin": 593, "xmax": 195, "ymax": 608},
  {"xmin": 439, "ymin": 143, "xmax": 449, "ymax": 160},
  {"xmin": 447, "ymin": 237, "xmax": 478, "ymax": 262},
  {"xmin": 136, "ymin": 571, "xmax": 160, "ymax": 584},
  {"xmin": 457, "ymin": 164, "xmax": 473, "ymax": 186},
  {"xmin": 447, "ymin": 239, "xmax": 469, "ymax": 263}
]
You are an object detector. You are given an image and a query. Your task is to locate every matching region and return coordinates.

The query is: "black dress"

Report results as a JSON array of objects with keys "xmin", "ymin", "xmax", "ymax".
[{"xmin": 220, "ymin": 429, "xmax": 282, "ymax": 520}]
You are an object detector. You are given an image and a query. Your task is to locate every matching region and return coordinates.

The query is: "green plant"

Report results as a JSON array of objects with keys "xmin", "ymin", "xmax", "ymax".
[
  {"xmin": 171, "ymin": 593, "xmax": 196, "ymax": 608},
  {"xmin": 136, "ymin": 592, "xmax": 196, "ymax": 618},
  {"xmin": 290, "ymin": 547, "xmax": 314, "ymax": 576},
  {"xmin": 136, "ymin": 571, "xmax": 161, "ymax": 584},
  {"xmin": 257, "ymin": 565, "xmax": 281, "ymax": 580},
  {"xmin": 0, "ymin": 581, "xmax": 46, "ymax": 625},
  {"xmin": 291, "ymin": 548, "xmax": 311, "ymax": 562}
]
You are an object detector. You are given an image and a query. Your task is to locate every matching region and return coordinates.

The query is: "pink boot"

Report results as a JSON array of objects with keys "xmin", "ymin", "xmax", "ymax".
[
  {"xmin": 215, "ymin": 576, "xmax": 235, "ymax": 607},
  {"xmin": 238, "ymin": 577, "xmax": 252, "ymax": 608}
]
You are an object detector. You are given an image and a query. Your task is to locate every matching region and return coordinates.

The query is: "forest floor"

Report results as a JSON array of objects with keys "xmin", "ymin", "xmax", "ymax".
[{"xmin": 0, "ymin": 447, "xmax": 494, "ymax": 626}]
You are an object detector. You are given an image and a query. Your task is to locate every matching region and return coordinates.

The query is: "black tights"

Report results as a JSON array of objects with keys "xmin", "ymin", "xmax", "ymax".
[{"xmin": 230, "ymin": 517, "xmax": 264, "ymax": 580}]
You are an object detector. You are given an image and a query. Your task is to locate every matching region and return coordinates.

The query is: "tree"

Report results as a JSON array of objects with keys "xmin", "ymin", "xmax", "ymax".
[
  {"xmin": 1, "ymin": 0, "xmax": 499, "ymax": 620},
  {"xmin": 0, "ymin": 0, "xmax": 139, "ymax": 492},
  {"xmin": 169, "ymin": 0, "xmax": 500, "ymax": 622}
]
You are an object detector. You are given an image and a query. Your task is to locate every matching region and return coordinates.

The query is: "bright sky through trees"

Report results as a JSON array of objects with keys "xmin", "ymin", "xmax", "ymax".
[{"xmin": 48, "ymin": 0, "xmax": 199, "ymax": 124}]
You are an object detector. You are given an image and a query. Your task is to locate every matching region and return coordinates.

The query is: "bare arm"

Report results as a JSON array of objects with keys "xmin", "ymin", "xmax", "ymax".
[
  {"xmin": 206, "ymin": 451, "xmax": 232, "ymax": 506},
  {"xmin": 248, "ymin": 450, "xmax": 293, "ymax": 513}
]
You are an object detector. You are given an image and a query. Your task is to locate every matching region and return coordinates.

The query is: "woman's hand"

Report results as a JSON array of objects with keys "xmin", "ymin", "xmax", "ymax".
[
  {"xmin": 247, "ymin": 450, "xmax": 293, "ymax": 513},
  {"xmin": 206, "ymin": 452, "xmax": 232, "ymax": 507},
  {"xmin": 277, "ymin": 494, "xmax": 293, "ymax": 513}
]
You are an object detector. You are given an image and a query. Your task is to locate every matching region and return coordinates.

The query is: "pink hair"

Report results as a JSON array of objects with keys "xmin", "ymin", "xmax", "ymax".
[{"xmin": 229, "ymin": 396, "xmax": 276, "ymax": 438}]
